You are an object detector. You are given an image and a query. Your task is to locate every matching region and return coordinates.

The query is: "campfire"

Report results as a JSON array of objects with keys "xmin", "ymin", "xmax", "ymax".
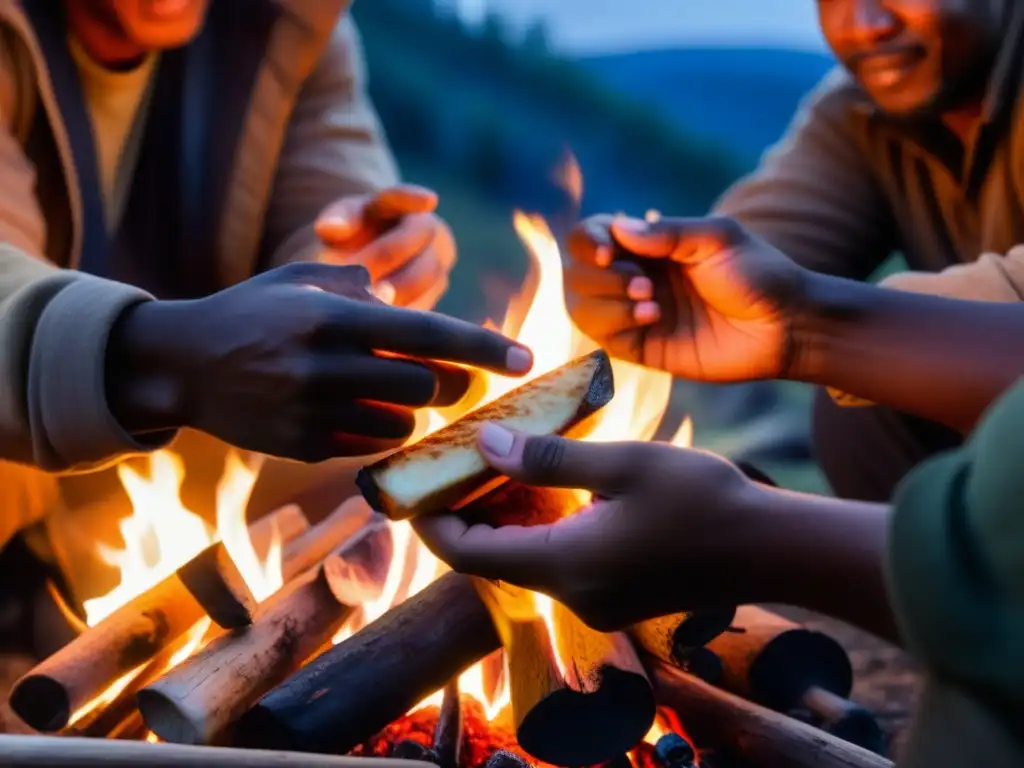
[{"xmin": 1, "ymin": 160, "xmax": 893, "ymax": 768}]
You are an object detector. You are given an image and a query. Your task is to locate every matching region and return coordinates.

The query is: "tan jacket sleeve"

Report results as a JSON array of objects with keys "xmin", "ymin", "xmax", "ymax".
[
  {"xmin": 714, "ymin": 68, "xmax": 899, "ymax": 280},
  {"xmin": 0, "ymin": 47, "xmax": 173, "ymax": 476},
  {"xmin": 261, "ymin": 13, "xmax": 401, "ymax": 268},
  {"xmin": 879, "ymin": 246, "xmax": 1024, "ymax": 302}
]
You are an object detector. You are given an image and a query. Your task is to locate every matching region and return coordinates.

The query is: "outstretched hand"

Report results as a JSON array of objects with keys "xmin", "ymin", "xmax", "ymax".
[
  {"xmin": 106, "ymin": 263, "xmax": 532, "ymax": 463},
  {"xmin": 413, "ymin": 423, "xmax": 763, "ymax": 631}
]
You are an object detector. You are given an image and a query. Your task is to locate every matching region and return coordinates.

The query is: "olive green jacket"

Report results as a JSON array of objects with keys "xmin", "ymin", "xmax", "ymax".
[{"xmin": 888, "ymin": 379, "xmax": 1024, "ymax": 767}]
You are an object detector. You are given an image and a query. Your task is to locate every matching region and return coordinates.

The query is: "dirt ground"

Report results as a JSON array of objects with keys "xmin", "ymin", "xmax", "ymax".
[{"xmin": 769, "ymin": 605, "xmax": 920, "ymax": 759}]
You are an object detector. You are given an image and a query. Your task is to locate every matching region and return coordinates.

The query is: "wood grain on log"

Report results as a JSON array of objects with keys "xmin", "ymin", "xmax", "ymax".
[
  {"xmin": 234, "ymin": 572, "xmax": 499, "ymax": 755},
  {"xmin": 649, "ymin": 658, "xmax": 893, "ymax": 768},
  {"xmin": 705, "ymin": 605, "xmax": 884, "ymax": 754},
  {"xmin": 138, "ymin": 521, "xmax": 391, "ymax": 745},
  {"xmin": 479, "ymin": 581, "xmax": 654, "ymax": 767},
  {"xmin": 280, "ymin": 496, "xmax": 373, "ymax": 582},
  {"xmin": 10, "ymin": 506, "xmax": 308, "ymax": 733}
]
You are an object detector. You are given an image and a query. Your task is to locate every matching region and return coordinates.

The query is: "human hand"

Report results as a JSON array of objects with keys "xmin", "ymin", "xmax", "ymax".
[
  {"xmin": 565, "ymin": 215, "xmax": 807, "ymax": 381},
  {"xmin": 413, "ymin": 423, "xmax": 768, "ymax": 631},
  {"xmin": 105, "ymin": 263, "xmax": 532, "ymax": 462},
  {"xmin": 314, "ymin": 184, "xmax": 456, "ymax": 311}
]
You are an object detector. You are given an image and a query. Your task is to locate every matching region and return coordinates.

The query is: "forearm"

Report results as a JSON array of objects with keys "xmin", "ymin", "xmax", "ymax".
[
  {"xmin": 791, "ymin": 270, "xmax": 1024, "ymax": 432},
  {"xmin": 758, "ymin": 486, "xmax": 897, "ymax": 643},
  {"xmin": 716, "ymin": 483, "xmax": 898, "ymax": 644}
]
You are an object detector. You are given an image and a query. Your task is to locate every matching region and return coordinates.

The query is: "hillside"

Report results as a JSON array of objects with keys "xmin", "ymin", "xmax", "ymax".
[{"xmin": 581, "ymin": 47, "xmax": 836, "ymax": 165}]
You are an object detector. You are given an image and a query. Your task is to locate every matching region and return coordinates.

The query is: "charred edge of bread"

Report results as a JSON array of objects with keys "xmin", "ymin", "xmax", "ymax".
[{"xmin": 356, "ymin": 350, "xmax": 614, "ymax": 520}]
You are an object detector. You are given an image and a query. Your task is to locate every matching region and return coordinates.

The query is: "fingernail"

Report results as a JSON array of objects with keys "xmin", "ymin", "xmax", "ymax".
[
  {"xmin": 320, "ymin": 216, "xmax": 350, "ymax": 231},
  {"xmin": 374, "ymin": 281, "xmax": 396, "ymax": 305},
  {"xmin": 479, "ymin": 423, "xmax": 515, "ymax": 457},
  {"xmin": 633, "ymin": 301, "xmax": 661, "ymax": 323},
  {"xmin": 615, "ymin": 217, "xmax": 648, "ymax": 234},
  {"xmin": 627, "ymin": 276, "xmax": 653, "ymax": 301},
  {"xmin": 595, "ymin": 245, "xmax": 612, "ymax": 267},
  {"xmin": 506, "ymin": 346, "xmax": 533, "ymax": 373}
]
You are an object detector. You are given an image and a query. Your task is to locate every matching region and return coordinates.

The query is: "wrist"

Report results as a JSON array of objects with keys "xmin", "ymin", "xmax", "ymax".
[
  {"xmin": 785, "ymin": 269, "xmax": 872, "ymax": 384},
  {"xmin": 105, "ymin": 301, "xmax": 191, "ymax": 433}
]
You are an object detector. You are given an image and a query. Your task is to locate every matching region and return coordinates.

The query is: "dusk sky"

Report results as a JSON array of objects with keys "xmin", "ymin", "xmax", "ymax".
[{"xmin": 451, "ymin": 0, "xmax": 828, "ymax": 54}]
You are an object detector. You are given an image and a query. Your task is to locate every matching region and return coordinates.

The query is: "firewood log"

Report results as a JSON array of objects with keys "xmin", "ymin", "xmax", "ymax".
[
  {"xmin": 704, "ymin": 606, "xmax": 885, "ymax": 754},
  {"xmin": 648, "ymin": 658, "xmax": 893, "ymax": 768},
  {"xmin": 175, "ymin": 542, "xmax": 256, "ymax": 630},
  {"xmin": 478, "ymin": 582, "xmax": 655, "ymax": 767},
  {"xmin": 138, "ymin": 520, "xmax": 392, "ymax": 745},
  {"xmin": 431, "ymin": 679, "xmax": 463, "ymax": 768},
  {"xmin": 280, "ymin": 495, "xmax": 373, "ymax": 582},
  {"xmin": 60, "ymin": 504, "xmax": 366, "ymax": 741},
  {"xmin": 461, "ymin": 482, "xmax": 655, "ymax": 766},
  {"xmin": 357, "ymin": 349, "xmax": 614, "ymax": 520},
  {"xmin": 629, "ymin": 610, "xmax": 737, "ymax": 670},
  {"xmin": 10, "ymin": 505, "xmax": 307, "ymax": 733},
  {"xmin": 234, "ymin": 571, "xmax": 500, "ymax": 755},
  {"xmin": 0, "ymin": 735, "xmax": 434, "ymax": 767}
]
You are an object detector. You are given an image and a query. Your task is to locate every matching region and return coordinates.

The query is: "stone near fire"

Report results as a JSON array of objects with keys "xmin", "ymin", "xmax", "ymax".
[{"xmin": 357, "ymin": 349, "xmax": 614, "ymax": 521}]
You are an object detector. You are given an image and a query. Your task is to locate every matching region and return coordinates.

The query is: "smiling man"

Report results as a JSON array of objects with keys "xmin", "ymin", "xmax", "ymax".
[{"xmin": 708, "ymin": 0, "xmax": 1024, "ymax": 501}]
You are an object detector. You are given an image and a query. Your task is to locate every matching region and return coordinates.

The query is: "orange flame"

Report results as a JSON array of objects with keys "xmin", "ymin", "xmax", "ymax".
[{"xmin": 76, "ymin": 152, "xmax": 687, "ymax": 731}]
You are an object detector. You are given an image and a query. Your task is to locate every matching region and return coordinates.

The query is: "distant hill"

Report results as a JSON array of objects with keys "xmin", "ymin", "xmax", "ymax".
[{"xmin": 580, "ymin": 47, "xmax": 836, "ymax": 166}]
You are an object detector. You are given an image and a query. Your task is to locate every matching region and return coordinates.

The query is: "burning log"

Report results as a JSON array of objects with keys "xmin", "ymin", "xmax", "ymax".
[
  {"xmin": 431, "ymin": 678, "xmax": 464, "ymax": 768},
  {"xmin": 648, "ymin": 659, "xmax": 893, "ymax": 768},
  {"xmin": 464, "ymin": 482, "xmax": 738, "ymax": 767},
  {"xmin": 653, "ymin": 732, "xmax": 696, "ymax": 768},
  {"xmin": 234, "ymin": 571, "xmax": 500, "ymax": 755},
  {"xmin": 357, "ymin": 349, "xmax": 614, "ymax": 520},
  {"xmin": 280, "ymin": 495, "xmax": 374, "ymax": 582},
  {"xmin": 0, "ymin": 735, "xmax": 432, "ymax": 767},
  {"xmin": 175, "ymin": 542, "xmax": 257, "ymax": 630},
  {"xmin": 10, "ymin": 505, "xmax": 306, "ymax": 733},
  {"xmin": 629, "ymin": 610, "xmax": 738, "ymax": 669},
  {"xmin": 138, "ymin": 521, "xmax": 392, "ymax": 745},
  {"xmin": 705, "ymin": 606, "xmax": 885, "ymax": 755},
  {"xmin": 483, "ymin": 588, "xmax": 655, "ymax": 767}
]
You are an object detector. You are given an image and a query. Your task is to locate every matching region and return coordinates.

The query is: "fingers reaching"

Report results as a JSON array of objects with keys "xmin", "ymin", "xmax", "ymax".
[{"xmin": 334, "ymin": 302, "xmax": 534, "ymax": 377}]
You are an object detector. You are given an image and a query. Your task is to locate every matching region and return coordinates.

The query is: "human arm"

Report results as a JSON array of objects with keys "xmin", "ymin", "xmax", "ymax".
[
  {"xmin": 414, "ymin": 423, "xmax": 898, "ymax": 642},
  {"xmin": 791, "ymin": 268, "xmax": 1024, "ymax": 432},
  {"xmin": 0, "ymin": 37, "xmax": 167, "ymax": 472}
]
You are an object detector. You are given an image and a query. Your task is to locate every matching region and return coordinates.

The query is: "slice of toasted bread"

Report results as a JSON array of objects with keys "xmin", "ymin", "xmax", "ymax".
[{"xmin": 357, "ymin": 350, "xmax": 614, "ymax": 520}]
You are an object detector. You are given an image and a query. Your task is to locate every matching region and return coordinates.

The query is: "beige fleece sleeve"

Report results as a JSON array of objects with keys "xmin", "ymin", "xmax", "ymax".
[
  {"xmin": 261, "ymin": 13, "xmax": 401, "ymax": 268},
  {"xmin": 0, "ymin": 245, "xmax": 175, "ymax": 473},
  {"xmin": 879, "ymin": 247, "xmax": 1024, "ymax": 302}
]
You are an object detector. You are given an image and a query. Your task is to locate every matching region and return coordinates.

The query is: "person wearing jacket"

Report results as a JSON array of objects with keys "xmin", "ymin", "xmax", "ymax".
[
  {"xmin": 565, "ymin": 0, "xmax": 1024, "ymax": 502},
  {"xmin": 0, "ymin": 0, "xmax": 495, "ymax": 602}
]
